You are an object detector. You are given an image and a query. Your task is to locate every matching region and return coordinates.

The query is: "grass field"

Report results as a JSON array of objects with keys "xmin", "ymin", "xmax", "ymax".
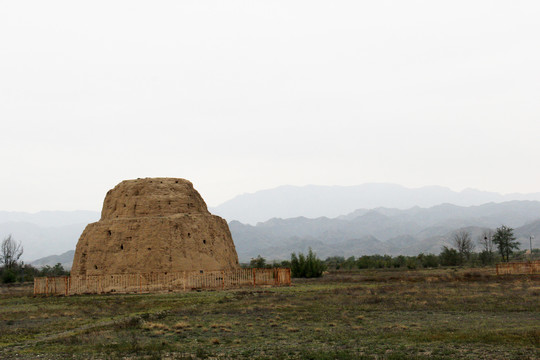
[{"xmin": 1, "ymin": 268, "xmax": 539, "ymax": 359}]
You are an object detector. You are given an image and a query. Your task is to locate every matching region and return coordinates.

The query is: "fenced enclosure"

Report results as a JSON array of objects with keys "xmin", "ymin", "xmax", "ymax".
[
  {"xmin": 496, "ymin": 260, "xmax": 540, "ymax": 275},
  {"xmin": 34, "ymin": 268, "xmax": 291, "ymax": 296}
]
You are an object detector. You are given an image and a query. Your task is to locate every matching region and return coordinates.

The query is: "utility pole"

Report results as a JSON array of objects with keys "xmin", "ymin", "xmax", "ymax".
[{"xmin": 530, "ymin": 236, "xmax": 534, "ymax": 260}]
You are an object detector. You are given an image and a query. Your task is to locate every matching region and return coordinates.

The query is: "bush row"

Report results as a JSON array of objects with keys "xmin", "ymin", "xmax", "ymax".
[{"xmin": 0, "ymin": 263, "xmax": 69, "ymax": 284}]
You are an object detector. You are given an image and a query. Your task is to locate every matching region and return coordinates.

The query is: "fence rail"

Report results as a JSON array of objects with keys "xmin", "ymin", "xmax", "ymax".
[
  {"xmin": 496, "ymin": 260, "xmax": 540, "ymax": 275},
  {"xmin": 34, "ymin": 268, "xmax": 291, "ymax": 296}
]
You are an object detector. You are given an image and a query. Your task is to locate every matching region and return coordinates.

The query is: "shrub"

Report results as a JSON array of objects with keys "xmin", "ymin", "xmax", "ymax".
[
  {"xmin": 392, "ymin": 255, "xmax": 407, "ymax": 268},
  {"xmin": 439, "ymin": 246, "xmax": 460, "ymax": 266},
  {"xmin": 478, "ymin": 250, "xmax": 495, "ymax": 265},
  {"xmin": 356, "ymin": 255, "xmax": 372, "ymax": 269},
  {"xmin": 421, "ymin": 254, "xmax": 439, "ymax": 268},
  {"xmin": 406, "ymin": 258, "xmax": 417, "ymax": 269},
  {"xmin": 1, "ymin": 268, "xmax": 16, "ymax": 283},
  {"xmin": 290, "ymin": 248, "xmax": 326, "ymax": 278}
]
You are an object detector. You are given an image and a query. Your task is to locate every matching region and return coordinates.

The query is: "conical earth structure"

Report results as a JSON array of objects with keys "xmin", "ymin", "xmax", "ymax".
[{"xmin": 71, "ymin": 178, "xmax": 240, "ymax": 276}]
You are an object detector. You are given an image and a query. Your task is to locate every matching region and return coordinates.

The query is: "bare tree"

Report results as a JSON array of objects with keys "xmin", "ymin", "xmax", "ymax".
[
  {"xmin": 453, "ymin": 230, "xmax": 474, "ymax": 261},
  {"xmin": 1, "ymin": 235, "xmax": 23, "ymax": 270},
  {"xmin": 478, "ymin": 229, "xmax": 495, "ymax": 254}
]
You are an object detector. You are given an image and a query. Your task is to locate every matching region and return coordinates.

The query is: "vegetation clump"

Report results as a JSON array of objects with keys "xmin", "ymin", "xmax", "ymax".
[
  {"xmin": 0, "ymin": 234, "xmax": 70, "ymax": 284},
  {"xmin": 290, "ymin": 248, "xmax": 326, "ymax": 278}
]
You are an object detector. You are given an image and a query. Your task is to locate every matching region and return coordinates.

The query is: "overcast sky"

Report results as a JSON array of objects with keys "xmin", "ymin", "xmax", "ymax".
[{"xmin": 1, "ymin": 1, "xmax": 539, "ymax": 212}]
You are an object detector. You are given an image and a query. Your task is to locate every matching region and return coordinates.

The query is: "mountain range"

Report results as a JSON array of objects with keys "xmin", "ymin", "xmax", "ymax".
[
  {"xmin": 1, "ymin": 184, "xmax": 539, "ymax": 267},
  {"xmin": 211, "ymin": 184, "xmax": 540, "ymax": 224},
  {"xmin": 230, "ymin": 201, "xmax": 540, "ymax": 262},
  {"xmin": 29, "ymin": 250, "xmax": 75, "ymax": 270},
  {"xmin": 0, "ymin": 211, "xmax": 99, "ymax": 262}
]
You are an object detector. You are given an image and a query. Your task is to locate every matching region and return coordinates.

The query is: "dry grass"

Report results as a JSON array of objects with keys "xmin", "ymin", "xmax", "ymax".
[
  {"xmin": 172, "ymin": 321, "xmax": 190, "ymax": 330},
  {"xmin": 142, "ymin": 321, "xmax": 170, "ymax": 331},
  {"xmin": 0, "ymin": 267, "xmax": 538, "ymax": 359}
]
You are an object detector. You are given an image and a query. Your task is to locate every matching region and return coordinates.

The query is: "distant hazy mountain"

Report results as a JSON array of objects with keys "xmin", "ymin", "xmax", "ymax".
[
  {"xmin": 0, "ymin": 210, "xmax": 99, "ymax": 228},
  {"xmin": 0, "ymin": 211, "xmax": 99, "ymax": 262},
  {"xmin": 211, "ymin": 184, "xmax": 540, "ymax": 224},
  {"xmin": 229, "ymin": 201, "xmax": 540, "ymax": 262},
  {"xmin": 29, "ymin": 250, "xmax": 75, "ymax": 270}
]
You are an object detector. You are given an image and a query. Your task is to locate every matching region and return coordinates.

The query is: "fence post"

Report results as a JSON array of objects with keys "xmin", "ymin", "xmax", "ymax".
[
  {"xmin": 45, "ymin": 277, "xmax": 49, "ymax": 296},
  {"xmin": 252, "ymin": 268, "xmax": 256, "ymax": 286},
  {"xmin": 287, "ymin": 268, "xmax": 291, "ymax": 285},
  {"xmin": 183, "ymin": 271, "xmax": 187, "ymax": 291}
]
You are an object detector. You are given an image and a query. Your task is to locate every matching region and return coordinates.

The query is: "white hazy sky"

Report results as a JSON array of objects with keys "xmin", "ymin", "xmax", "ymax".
[{"xmin": 1, "ymin": 1, "xmax": 539, "ymax": 212}]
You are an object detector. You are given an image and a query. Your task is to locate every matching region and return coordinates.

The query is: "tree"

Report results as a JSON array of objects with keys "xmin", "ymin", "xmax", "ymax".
[
  {"xmin": 290, "ymin": 253, "xmax": 300, "ymax": 275},
  {"xmin": 478, "ymin": 229, "xmax": 495, "ymax": 253},
  {"xmin": 453, "ymin": 230, "xmax": 474, "ymax": 263},
  {"xmin": 341, "ymin": 256, "xmax": 356, "ymax": 270},
  {"xmin": 492, "ymin": 225, "xmax": 519, "ymax": 262},
  {"xmin": 271, "ymin": 259, "xmax": 291, "ymax": 268},
  {"xmin": 478, "ymin": 229, "xmax": 495, "ymax": 265},
  {"xmin": 324, "ymin": 256, "xmax": 345, "ymax": 270},
  {"xmin": 40, "ymin": 263, "xmax": 69, "ymax": 277},
  {"xmin": 249, "ymin": 255, "xmax": 268, "ymax": 268},
  {"xmin": 305, "ymin": 248, "xmax": 326, "ymax": 277},
  {"xmin": 1, "ymin": 235, "xmax": 23, "ymax": 270}
]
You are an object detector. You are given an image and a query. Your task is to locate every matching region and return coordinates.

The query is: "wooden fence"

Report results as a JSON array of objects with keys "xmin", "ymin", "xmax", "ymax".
[
  {"xmin": 34, "ymin": 268, "xmax": 291, "ymax": 296},
  {"xmin": 496, "ymin": 260, "xmax": 540, "ymax": 275},
  {"xmin": 33, "ymin": 276, "xmax": 71, "ymax": 296}
]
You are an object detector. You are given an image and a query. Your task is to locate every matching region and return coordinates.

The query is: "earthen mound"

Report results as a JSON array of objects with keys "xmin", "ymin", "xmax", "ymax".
[{"xmin": 71, "ymin": 178, "xmax": 239, "ymax": 276}]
